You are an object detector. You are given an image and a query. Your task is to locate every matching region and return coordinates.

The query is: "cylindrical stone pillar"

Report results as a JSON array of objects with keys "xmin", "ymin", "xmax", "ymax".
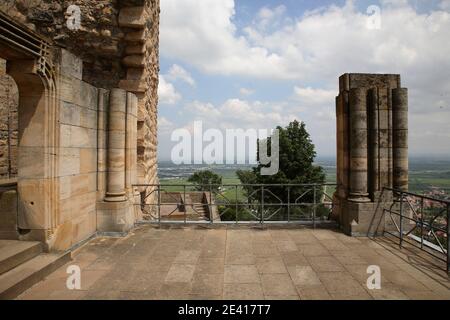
[
  {"xmin": 348, "ymin": 88, "xmax": 370, "ymax": 202},
  {"xmin": 368, "ymin": 88, "xmax": 380, "ymax": 197},
  {"xmin": 105, "ymin": 88, "xmax": 127, "ymax": 202},
  {"xmin": 125, "ymin": 92, "xmax": 138, "ymax": 193},
  {"xmin": 392, "ymin": 88, "xmax": 408, "ymax": 191}
]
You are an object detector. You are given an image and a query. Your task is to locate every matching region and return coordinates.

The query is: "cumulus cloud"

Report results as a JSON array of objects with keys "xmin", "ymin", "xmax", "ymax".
[
  {"xmin": 182, "ymin": 98, "xmax": 296, "ymax": 131},
  {"xmin": 254, "ymin": 5, "xmax": 288, "ymax": 31},
  {"xmin": 166, "ymin": 64, "xmax": 196, "ymax": 86},
  {"xmin": 159, "ymin": 0, "xmax": 450, "ymax": 156},
  {"xmin": 158, "ymin": 116, "xmax": 175, "ymax": 134},
  {"xmin": 161, "ymin": 0, "xmax": 450, "ymax": 82},
  {"xmin": 439, "ymin": 0, "xmax": 450, "ymax": 10},
  {"xmin": 293, "ymin": 87, "xmax": 336, "ymax": 105},
  {"xmin": 158, "ymin": 75, "xmax": 181, "ymax": 105},
  {"xmin": 160, "ymin": 0, "xmax": 287, "ymax": 78},
  {"xmin": 239, "ymin": 88, "xmax": 254, "ymax": 96}
]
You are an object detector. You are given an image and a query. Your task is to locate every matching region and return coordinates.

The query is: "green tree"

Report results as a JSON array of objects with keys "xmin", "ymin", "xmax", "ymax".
[
  {"xmin": 236, "ymin": 120, "xmax": 326, "ymax": 218},
  {"xmin": 188, "ymin": 170, "xmax": 222, "ymax": 191}
]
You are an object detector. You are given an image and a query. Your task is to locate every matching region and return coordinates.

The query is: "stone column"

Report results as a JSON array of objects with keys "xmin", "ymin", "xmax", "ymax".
[
  {"xmin": 105, "ymin": 89, "xmax": 127, "ymax": 202},
  {"xmin": 348, "ymin": 88, "xmax": 370, "ymax": 202},
  {"xmin": 125, "ymin": 92, "xmax": 138, "ymax": 192},
  {"xmin": 368, "ymin": 88, "xmax": 380, "ymax": 197},
  {"xmin": 392, "ymin": 88, "xmax": 408, "ymax": 191}
]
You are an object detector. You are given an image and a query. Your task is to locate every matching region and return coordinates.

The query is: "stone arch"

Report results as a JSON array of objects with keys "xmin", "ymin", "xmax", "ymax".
[
  {"xmin": 0, "ymin": 12, "xmax": 59, "ymax": 246},
  {"xmin": 0, "ymin": 59, "xmax": 19, "ymax": 180}
]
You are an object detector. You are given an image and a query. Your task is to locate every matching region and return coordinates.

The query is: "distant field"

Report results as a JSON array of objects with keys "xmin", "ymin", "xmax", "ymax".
[{"xmin": 158, "ymin": 157, "xmax": 450, "ymax": 197}]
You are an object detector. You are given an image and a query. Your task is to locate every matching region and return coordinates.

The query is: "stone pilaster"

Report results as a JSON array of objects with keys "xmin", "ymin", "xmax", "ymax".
[
  {"xmin": 125, "ymin": 92, "xmax": 138, "ymax": 193},
  {"xmin": 97, "ymin": 89, "xmax": 138, "ymax": 233},
  {"xmin": 368, "ymin": 88, "xmax": 379, "ymax": 197},
  {"xmin": 105, "ymin": 89, "xmax": 127, "ymax": 202},
  {"xmin": 392, "ymin": 88, "xmax": 409, "ymax": 191},
  {"xmin": 348, "ymin": 88, "xmax": 370, "ymax": 203},
  {"xmin": 118, "ymin": 1, "xmax": 160, "ymax": 217}
]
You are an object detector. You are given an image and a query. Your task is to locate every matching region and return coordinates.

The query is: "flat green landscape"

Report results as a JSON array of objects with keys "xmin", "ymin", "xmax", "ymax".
[{"xmin": 158, "ymin": 157, "xmax": 450, "ymax": 199}]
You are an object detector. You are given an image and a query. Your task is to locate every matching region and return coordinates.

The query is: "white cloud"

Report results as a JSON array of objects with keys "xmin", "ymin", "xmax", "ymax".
[
  {"xmin": 293, "ymin": 87, "xmax": 336, "ymax": 105},
  {"xmin": 161, "ymin": 1, "xmax": 450, "ymax": 83},
  {"xmin": 158, "ymin": 75, "xmax": 181, "ymax": 105},
  {"xmin": 158, "ymin": 116, "xmax": 175, "ymax": 133},
  {"xmin": 439, "ymin": 0, "xmax": 450, "ymax": 10},
  {"xmin": 159, "ymin": 0, "xmax": 450, "ymax": 155},
  {"xmin": 254, "ymin": 5, "xmax": 287, "ymax": 31},
  {"xmin": 239, "ymin": 88, "xmax": 254, "ymax": 96},
  {"xmin": 181, "ymin": 98, "xmax": 296, "ymax": 131},
  {"xmin": 166, "ymin": 64, "xmax": 196, "ymax": 86},
  {"xmin": 160, "ymin": 0, "xmax": 287, "ymax": 78}
]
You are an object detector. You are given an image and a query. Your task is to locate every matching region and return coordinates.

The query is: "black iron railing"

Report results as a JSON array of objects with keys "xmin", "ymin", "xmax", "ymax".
[
  {"xmin": 382, "ymin": 187, "xmax": 449, "ymax": 272},
  {"xmin": 133, "ymin": 183, "xmax": 337, "ymax": 228}
]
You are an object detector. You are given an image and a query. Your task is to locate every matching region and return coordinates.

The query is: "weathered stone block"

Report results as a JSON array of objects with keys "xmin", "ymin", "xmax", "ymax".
[
  {"xmin": 81, "ymin": 108, "xmax": 98, "ymax": 129},
  {"xmin": 60, "ymin": 49, "xmax": 83, "ymax": 80},
  {"xmin": 60, "ymin": 102, "xmax": 81, "ymax": 126},
  {"xmin": 125, "ymin": 44, "xmax": 146, "ymax": 55},
  {"xmin": 119, "ymin": 79, "xmax": 146, "ymax": 93},
  {"xmin": 59, "ymin": 175, "xmax": 71, "ymax": 201},
  {"xmin": 59, "ymin": 147, "xmax": 80, "ymax": 177},
  {"xmin": 18, "ymin": 146, "xmax": 46, "ymax": 178},
  {"xmin": 70, "ymin": 174, "xmax": 90, "ymax": 197},
  {"xmin": 96, "ymin": 200, "xmax": 135, "ymax": 233},
  {"xmin": 80, "ymin": 148, "xmax": 97, "ymax": 174},
  {"xmin": 0, "ymin": 190, "xmax": 18, "ymax": 234},
  {"xmin": 119, "ymin": 6, "xmax": 147, "ymax": 29},
  {"xmin": 122, "ymin": 55, "xmax": 145, "ymax": 68},
  {"xmin": 71, "ymin": 127, "xmax": 97, "ymax": 148},
  {"xmin": 125, "ymin": 30, "xmax": 146, "ymax": 43}
]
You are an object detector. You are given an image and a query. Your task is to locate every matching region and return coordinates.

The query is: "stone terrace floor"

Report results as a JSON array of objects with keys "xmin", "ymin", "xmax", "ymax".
[{"xmin": 17, "ymin": 225, "xmax": 450, "ymax": 300}]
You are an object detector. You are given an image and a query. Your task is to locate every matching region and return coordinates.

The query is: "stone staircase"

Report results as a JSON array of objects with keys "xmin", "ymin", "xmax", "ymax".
[
  {"xmin": 0, "ymin": 240, "xmax": 71, "ymax": 299},
  {"xmin": 191, "ymin": 203, "xmax": 209, "ymax": 221}
]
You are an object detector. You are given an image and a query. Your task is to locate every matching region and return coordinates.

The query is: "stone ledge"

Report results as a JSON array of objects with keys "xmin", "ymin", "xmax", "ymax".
[
  {"xmin": 119, "ymin": 79, "xmax": 146, "ymax": 93},
  {"xmin": 118, "ymin": 7, "xmax": 147, "ymax": 29},
  {"xmin": 122, "ymin": 55, "xmax": 145, "ymax": 68}
]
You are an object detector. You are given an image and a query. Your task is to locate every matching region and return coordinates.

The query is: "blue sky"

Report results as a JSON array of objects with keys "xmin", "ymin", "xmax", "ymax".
[{"xmin": 158, "ymin": 0, "xmax": 450, "ymax": 161}]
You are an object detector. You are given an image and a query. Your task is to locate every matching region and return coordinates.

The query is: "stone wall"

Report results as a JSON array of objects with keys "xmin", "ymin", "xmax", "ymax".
[
  {"xmin": 0, "ymin": 0, "xmax": 124, "ymax": 88},
  {"xmin": 0, "ymin": 1, "xmax": 159, "ymax": 249},
  {"xmin": 53, "ymin": 50, "xmax": 99, "ymax": 250},
  {"xmin": 1, "ymin": 0, "xmax": 159, "ymax": 208},
  {"xmin": 0, "ymin": 59, "xmax": 18, "ymax": 180}
]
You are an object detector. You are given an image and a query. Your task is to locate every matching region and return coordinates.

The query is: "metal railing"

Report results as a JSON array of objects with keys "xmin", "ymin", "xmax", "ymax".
[
  {"xmin": 133, "ymin": 183, "xmax": 338, "ymax": 228},
  {"xmin": 382, "ymin": 187, "xmax": 449, "ymax": 272}
]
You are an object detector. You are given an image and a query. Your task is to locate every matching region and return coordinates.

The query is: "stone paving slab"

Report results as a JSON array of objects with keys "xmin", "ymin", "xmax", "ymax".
[{"xmin": 16, "ymin": 225, "xmax": 450, "ymax": 300}]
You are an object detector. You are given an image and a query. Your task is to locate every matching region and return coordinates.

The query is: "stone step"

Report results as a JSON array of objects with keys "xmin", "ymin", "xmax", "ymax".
[
  {"xmin": 0, "ymin": 241, "xmax": 42, "ymax": 275},
  {"xmin": 0, "ymin": 252, "xmax": 71, "ymax": 300}
]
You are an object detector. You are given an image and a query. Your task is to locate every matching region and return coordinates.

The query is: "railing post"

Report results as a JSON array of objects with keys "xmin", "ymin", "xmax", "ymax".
[
  {"xmin": 287, "ymin": 186, "xmax": 291, "ymax": 223},
  {"xmin": 399, "ymin": 191, "xmax": 404, "ymax": 249},
  {"xmin": 210, "ymin": 185, "xmax": 213, "ymax": 224},
  {"xmin": 184, "ymin": 185, "xmax": 187, "ymax": 225},
  {"xmin": 235, "ymin": 185, "xmax": 238, "ymax": 224},
  {"xmin": 420, "ymin": 197, "xmax": 424, "ymax": 249},
  {"xmin": 261, "ymin": 186, "xmax": 264, "ymax": 225},
  {"xmin": 157, "ymin": 185, "xmax": 161, "ymax": 226},
  {"xmin": 446, "ymin": 203, "xmax": 449, "ymax": 274},
  {"xmin": 313, "ymin": 185, "xmax": 317, "ymax": 229}
]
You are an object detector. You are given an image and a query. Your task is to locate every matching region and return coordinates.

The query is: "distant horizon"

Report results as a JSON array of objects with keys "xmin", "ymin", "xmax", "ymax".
[{"xmin": 157, "ymin": 154, "xmax": 450, "ymax": 163}]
